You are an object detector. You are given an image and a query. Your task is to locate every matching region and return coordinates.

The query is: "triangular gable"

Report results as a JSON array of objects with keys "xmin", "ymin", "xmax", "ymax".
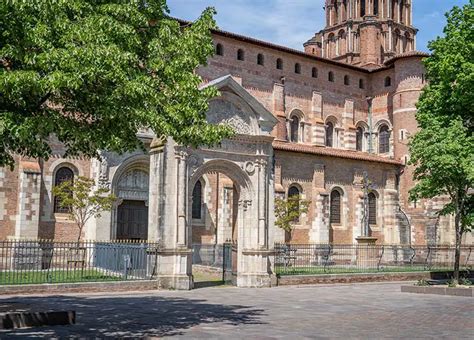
[{"xmin": 201, "ymin": 75, "xmax": 278, "ymax": 132}]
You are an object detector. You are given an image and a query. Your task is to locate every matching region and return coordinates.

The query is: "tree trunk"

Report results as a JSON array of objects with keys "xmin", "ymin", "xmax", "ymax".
[{"xmin": 453, "ymin": 212, "xmax": 462, "ymax": 283}]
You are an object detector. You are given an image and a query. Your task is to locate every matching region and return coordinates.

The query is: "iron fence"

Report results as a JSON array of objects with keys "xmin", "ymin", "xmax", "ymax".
[
  {"xmin": 274, "ymin": 243, "xmax": 474, "ymax": 275},
  {"xmin": 0, "ymin": 240, "xmax": 160, "ymax": 285}
]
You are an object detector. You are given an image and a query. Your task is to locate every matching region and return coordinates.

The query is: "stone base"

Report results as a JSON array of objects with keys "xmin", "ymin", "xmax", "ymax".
[
  {"xmin": 355, "ymin": 236, "xmax": 378, "ymax": 268},
  {"xmin": 237, "ymin": 273, "xmax": 272, "ymax": 288},
  {"xmin": 156, "ymin": 275, "xmax": 193, "ymax": 290}
]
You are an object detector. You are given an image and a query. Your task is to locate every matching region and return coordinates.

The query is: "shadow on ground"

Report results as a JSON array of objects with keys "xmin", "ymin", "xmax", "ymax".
[{"xmin": 0, "ymin": 294, "xmax": 266, "ymax": 338}]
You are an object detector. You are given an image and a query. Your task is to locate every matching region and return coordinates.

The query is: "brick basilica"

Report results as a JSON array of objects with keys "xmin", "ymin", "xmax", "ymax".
[{"xmin": 1, "ymin": 0, "xmax": 472, "ymax": 265}]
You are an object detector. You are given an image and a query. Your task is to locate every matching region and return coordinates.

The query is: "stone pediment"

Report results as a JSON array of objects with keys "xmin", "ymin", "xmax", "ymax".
[{"xmin": 201, "ymin": 75, "xmax": 278, "ymax": 136}]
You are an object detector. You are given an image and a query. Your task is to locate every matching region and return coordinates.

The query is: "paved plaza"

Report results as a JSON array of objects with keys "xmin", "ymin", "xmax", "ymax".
[{"xmin": 0, "ymin": 282, "xmax": 473, "ymax": 339}]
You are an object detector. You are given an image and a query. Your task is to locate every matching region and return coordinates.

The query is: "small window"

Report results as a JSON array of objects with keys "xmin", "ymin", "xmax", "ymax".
[
  {"xmin": 53, "ymin": 167, "xmax": 74, "ymax": 213},
  {"xmin": 237, "ymin": 49, "xmax": 245, "ymax": 61},
  {"xmin": 356, "ymin": 127, "xmax": 364, "ymax": 151},
  {"xmin": 288, "ymin": 186, "xmax": 301, "ymax": 222},
  {"xmin": 330, "ymin": 190, "xmax": 341, "ymax": 224},
  {"xmin": 325, "ymin": 121, "xmax": 334, "ymax": 147},
  {"xmin": 290, "ymin": 116, "xmax": 300, "ymax": 143},
  {"xmin": 368, "ymin": 192, "xmax": 377, "ymax": 225},
  {"xmin": 384, "ymin": 76, "xmax": 391, "ymax": 87},
  {"xmin": 294, "ymin": 63, "xmax": 301, "ymax": 74},
  {"xmin": 216, "ymin": 43, "xmax": 224, "ymax": 56},
  {"xmin": 359, "ymin": 79, "xmax": 364, "ymax": 89},
  {"xmin": 328, "ymin": 71, "xmax": 334, "ymax": 82},
  {"xmin": 312, "ymin": 67, "xmax": 318, "ymax": 78},
  {"xmin": 276, "ymin": 58, "xmax": 283, "ymax": 70},
  {"xmin": 257, "ymin": 53, "xmax": 264, "ymax": 66},
  {"xmin": 379, "ymin": 125, "xmax": 390, "ymax": 154},
  {"xmin": 192, "ymin": 181, "xmax": 203, "ymax": 219},
  {"xmin": 344, "ymin": 75, "xmax": 350, "ymax": 85}
]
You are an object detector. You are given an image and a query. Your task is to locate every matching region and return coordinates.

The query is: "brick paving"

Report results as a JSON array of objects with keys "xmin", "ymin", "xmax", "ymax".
[{"xmin": 0, "ymin": 282, "xmax": 472, "ymax": 339}]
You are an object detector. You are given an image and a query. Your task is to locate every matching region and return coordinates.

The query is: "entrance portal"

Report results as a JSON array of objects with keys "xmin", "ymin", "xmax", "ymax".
[{"xmin": 117, "ymin": 200, "xmax": 148, "ymax": 240}]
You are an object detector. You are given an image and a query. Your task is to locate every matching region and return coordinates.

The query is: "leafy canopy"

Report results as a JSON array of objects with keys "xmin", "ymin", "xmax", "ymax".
[
  {"xmin": 275, "ymin": 196, "xmax": 310, "ymax": 233},
  {"xmin": 53, "ymin": 176, "xmax": 116, "ymax": 242},
  {"xmin": 0, "ymin": 0, "xmax": 232, "ymax": 169},
  {"xmin": 409, "ymin": 3, "xmax": 473, "ymax": 235}
]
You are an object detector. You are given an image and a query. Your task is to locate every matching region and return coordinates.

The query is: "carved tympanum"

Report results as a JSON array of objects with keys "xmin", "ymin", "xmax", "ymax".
[{"xmin": 207, "ymin": 99, "xmax": 254, "ymax": 135}]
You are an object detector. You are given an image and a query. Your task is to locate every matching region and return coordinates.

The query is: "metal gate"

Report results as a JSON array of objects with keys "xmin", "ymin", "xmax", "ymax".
[{"xmin": 192, "ymin": 242, "xmax": 234, "ymax": 286}]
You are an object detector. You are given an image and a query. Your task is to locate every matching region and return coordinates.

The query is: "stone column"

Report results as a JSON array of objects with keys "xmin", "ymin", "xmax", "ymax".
[
  {"xmin": 155, "ymin": 140, "xmax": 193, "ymax": 290},
  {"xmin": 257, "ymin": 159, "xmax": 267, "ymax": 248},
  {"xmin": 148, "ymin": 137, "xmax": 165, "ymax": 242},
  {"xmin": 15, "ymin": 161, "xmax": 41, "ymax": 239},
  {"xmin": 176, "ymin": 151, "xmax": 187, "ymax": 246}
]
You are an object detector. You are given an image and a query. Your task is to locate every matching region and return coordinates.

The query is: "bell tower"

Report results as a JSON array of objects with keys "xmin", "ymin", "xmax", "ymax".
[{"xmin": 304, "ymin": 0, "xmax": 418, "ymax": 69}]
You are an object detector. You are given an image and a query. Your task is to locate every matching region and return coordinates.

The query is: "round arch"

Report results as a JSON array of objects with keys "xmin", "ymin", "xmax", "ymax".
[{"xmin": 189, "ymin": 159, "xmax": 254, "ymax": 201}]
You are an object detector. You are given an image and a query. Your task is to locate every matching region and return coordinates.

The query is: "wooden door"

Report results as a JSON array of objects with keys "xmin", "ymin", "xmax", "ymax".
[{"xmin": 117, "ymin": 200, "xmax": 148, "ymax": 240}]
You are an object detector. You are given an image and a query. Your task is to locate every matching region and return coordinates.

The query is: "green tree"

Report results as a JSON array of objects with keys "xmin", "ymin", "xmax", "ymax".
[
  {"xmin": 53, "ymin": 176, "xmax": 116, "ymax": 243},
  {"xmin": 0, "ymin": 0, "xmax": 232, "ymax": 169},
  {"xmin": 274, "ymin": 196, "xmax": 310, "ymax": 234},
  {"xmin": 409, "ymin": 3, "xmax": 473, "ymax": 283}
]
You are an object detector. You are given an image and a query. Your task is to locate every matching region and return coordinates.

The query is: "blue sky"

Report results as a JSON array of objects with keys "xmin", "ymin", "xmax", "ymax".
[{"xmin": 167, "ymin": 0, "xmax": 469, "ymax": 52}]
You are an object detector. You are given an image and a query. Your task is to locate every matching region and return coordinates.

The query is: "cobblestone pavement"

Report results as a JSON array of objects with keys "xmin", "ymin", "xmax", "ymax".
[{"xmin": 0, "ymin": 282, "xmax": 472, "ymax": 339}]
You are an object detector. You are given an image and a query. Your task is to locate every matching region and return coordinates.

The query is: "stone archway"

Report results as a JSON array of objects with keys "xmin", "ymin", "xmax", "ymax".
[
  {"xmin": 148, "ymin": 75, "xmax": 278, "ymax": 289},
  {"xmin": 188, "ymin": 159, "xmax": 254, "ymax": 286}
]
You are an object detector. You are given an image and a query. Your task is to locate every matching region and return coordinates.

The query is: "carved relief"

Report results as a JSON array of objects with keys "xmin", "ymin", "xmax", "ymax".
[
  {"xmin": 187, "ymin": 154, "xmax": 203, "ymax": 176},
  {"xmin": 207, "ymin": 99, "xmax": 254, "ymax": 135},
  {"xmin": 117, "ymin": 168, "xmax": 149, "ymax": 201},
  {"xmin": 244, "ymin": 161, "xmax": 255, "ymax": 175}
]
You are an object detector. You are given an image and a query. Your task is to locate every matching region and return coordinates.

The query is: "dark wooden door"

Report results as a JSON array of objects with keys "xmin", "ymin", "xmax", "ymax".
[{"xmin": 117, "ymin": 200, "xmax": 148, "ymax": 240}]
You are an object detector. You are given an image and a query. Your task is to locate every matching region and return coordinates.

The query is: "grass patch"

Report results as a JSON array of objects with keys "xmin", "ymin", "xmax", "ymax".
[
  {"xmin": 275, "ymin": 266, "xmax": 454, "ymax": 276},
  {"xmin": 0, "ymin": 269, "xmax": 122, "ymax": 285}
]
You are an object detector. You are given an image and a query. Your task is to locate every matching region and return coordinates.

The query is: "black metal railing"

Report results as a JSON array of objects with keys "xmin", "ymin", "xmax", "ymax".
[
  {"xmin": 274, "ymin": 243, "xmax": 474, "ymax": 275},
  {"xmin": 0, "ymin": 240, "xmax": 160, "ymax": 285}
]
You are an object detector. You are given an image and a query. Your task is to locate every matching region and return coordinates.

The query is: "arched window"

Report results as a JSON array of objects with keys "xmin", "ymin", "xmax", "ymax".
[
  {"xmin": 384, "ymin": 76, "xmax": 391, "ymax": 87},
  {"xmin": 288, "ymin": 186, "xmax": 301, "ymax": 222},
  {"xmin": 359, "ymin": 78, "xmax": 365, "ymax": 89},
  {"xmin": 237, "ymin": 49, "xmax": 245, "ymax": 61},
  {"xmin": 356, "ymin": 127, "xmax": 364, "ymax": 151},
  {"xmin": 276, "ymin": 58, "xmax": 283, "ymax": 70},
  {"xmin": 192, "ymin": 180, "xmax": 202, "ymax": 219},
  {"xmin": 53, "ymin": 167, "xmax": 74, "ymax": 213},
  {"xmin": 325, "ymin": 121, "xmax": 334, "ymax": 147},
  {"xmin": 257, "ymin": 53, "xmax": 264, "ymax": 66},
  {"xmin": 368, "ymin": 192, "xmax": 377, "ymax": 225},
  {"xmin": 330, "ymin": 190, "xmax": 341, "ymax": 224},
  {"xmin": 216, "ymin": 43, "xmax": 224, "ymax": 56},
  {"xmin": 379, "ymin": 125, "xmax": 390, "ymax": 153},
  {"xmin": 361, "ymin": 0, "xmax": 366, "ymax": 17},
  {"xmin": 312, "ymin": 67, "xmax": 318, "ymax": 78},
  {"xmin": 294, "ymin": 63, "xmax": 301, "ymax": 74},
  {"xmin": 344, "ymin": 75, "xmax": 350, "ymax": 85},
  {"xmin": 290, "ymin": 116, "xmax": 300, "ymax": 143},
  {"xmin": 328, "ymin": 71, "xmax": 334, "ymax": 82},
  {"xmin": 374, "ymin": 0, "xmax": 379, "ymax": 16}
]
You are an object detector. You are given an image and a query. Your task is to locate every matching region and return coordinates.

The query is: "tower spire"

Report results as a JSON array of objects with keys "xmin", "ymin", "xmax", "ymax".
[{"xmin": 304, "ymin": 0, "xmax": 418, "ymax": 68}]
